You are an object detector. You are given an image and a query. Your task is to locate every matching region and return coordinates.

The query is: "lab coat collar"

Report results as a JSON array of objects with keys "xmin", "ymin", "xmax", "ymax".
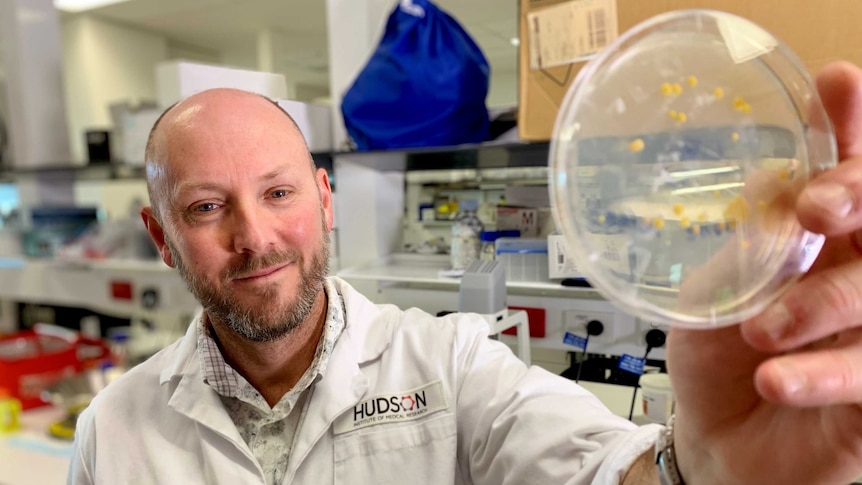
[
  {"xmin": 159, "ymin": 316, "xmax": 253, "ymax": 460},
  {"xmin": 154, "ymin": 278, "xmax": 394, "ymax": 470},
  {"xmin": 285, "ymin": 277, "xmax": 398, "ymax": 478},
  {"xmin": 159, "ymin": 312, "xmax": 203, "ymax": 386},
  {"xmin": 330, "ymin": 276, "xmax": 393, "ymax": 364}
]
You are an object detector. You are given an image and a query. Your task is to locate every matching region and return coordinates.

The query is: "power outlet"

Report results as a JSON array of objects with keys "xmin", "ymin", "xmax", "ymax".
[
  {"xmin": 562, "ymin": 309, "xmax": 616, "ymax": 344},
  {"xmin": 639, "ymin": 319, "xmax": 671, "ymax": 337},
  {"xmin": 637, "ymin": 319, "xmax": 671, "ymax": 358}
]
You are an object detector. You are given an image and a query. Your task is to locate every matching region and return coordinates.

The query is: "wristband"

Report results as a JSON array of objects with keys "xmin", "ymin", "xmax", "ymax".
[{"xmin": 655, "ymin": 414, "xmax": 686, "ymax": 485}]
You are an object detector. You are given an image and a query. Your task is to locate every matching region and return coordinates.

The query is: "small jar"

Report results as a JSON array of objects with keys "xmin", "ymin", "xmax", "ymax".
[{"xmin": 480, "ymin": 231, "xmax": 499, "ymax": 262}]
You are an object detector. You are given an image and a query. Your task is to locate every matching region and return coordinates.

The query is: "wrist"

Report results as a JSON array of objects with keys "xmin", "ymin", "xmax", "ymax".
[
  {"xmin": 655, "ymin": 415, "xmax": 686, "ymax": 485},
  {"xmin": 667, "ymin": 414, "xmax": 733, "ymax": 485}
]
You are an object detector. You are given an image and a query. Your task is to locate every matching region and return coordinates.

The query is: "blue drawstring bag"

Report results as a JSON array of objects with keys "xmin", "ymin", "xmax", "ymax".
[{"xmin": 341, "ymin": 0, "xmax": 490, "ymax": 151}]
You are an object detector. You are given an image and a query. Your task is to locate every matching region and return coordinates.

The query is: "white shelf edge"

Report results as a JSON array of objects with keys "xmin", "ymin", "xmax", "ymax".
[{"xmin": 336, "ymin": 253, "xmax": 601, "ymax": 298}]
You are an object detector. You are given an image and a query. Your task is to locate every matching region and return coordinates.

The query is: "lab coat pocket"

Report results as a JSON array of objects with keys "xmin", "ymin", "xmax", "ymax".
[{"xmin": 333, "ymin": 412, "xmax": 457, "ymax": 484}]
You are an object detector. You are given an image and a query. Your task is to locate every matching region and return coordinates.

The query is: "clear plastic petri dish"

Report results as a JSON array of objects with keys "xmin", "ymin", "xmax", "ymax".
[{"xmin": 549, "ymin": 9, "xmax": 837, "ymax": 328}]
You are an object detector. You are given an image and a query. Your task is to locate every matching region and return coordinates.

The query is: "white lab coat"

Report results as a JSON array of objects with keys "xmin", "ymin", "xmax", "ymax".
[{"xmin": 68, "ymin": 277, "xmax": 660, "ymax": 485}]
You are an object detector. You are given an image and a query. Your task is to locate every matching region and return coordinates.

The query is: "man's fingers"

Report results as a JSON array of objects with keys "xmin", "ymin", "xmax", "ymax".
[
  {"xmin": 799, "ymin": 62, "xmax": 862, "ymax": 236},
  {"xmin": 797, "ymin": 157, "xmax": 862, "ymax": 235},
  {"xmin": 741, "ymin": 259, "xmax": 862, "ymax": 352},
  {"xmin": 817, "ymin": 61, "xmax": 862, "ymax": 161},
  {"xmin": 754, "ymin": 329, "xmax": 862, "ymax": 406}
]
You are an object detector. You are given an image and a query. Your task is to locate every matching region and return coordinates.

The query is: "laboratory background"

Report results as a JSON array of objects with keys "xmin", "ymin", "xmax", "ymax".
[{"xmin": 0, "ymin": 0, "xmax": 860, "ymax": 484}]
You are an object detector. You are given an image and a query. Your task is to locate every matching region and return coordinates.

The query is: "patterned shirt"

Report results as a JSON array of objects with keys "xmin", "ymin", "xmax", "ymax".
[{"xmin": 196, "ymin": 278, "xmax": 346, "ymax": 485}]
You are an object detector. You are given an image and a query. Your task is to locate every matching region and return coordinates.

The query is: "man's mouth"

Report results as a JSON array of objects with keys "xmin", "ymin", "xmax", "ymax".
[{"xmin": 233, "ymin": 262, "xmax": 291, "ymax": 281}]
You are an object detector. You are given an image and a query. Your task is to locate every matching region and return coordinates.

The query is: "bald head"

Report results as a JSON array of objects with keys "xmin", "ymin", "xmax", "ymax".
[{"xmin": 144, "ymin": 88, "xmax": 312, "ymax": 226}]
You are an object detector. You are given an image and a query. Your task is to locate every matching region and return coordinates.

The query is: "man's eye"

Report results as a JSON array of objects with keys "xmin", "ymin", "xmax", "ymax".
[
  {"xmin": 271, "ymin": 190, "xmax": 288, "ymax": 199},
  {"xmin": 194, "ymin": 203, "xmax": 218, "ymax": 212}
]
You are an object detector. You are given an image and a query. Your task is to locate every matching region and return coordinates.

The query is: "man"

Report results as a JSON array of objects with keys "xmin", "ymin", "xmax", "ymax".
[{"xmin": 69, "ymin": 61, "xmax": 862, "ymax": 485}]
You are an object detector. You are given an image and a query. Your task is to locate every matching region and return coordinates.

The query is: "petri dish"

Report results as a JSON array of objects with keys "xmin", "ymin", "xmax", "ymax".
[{"xmin": 549, "ymin": 10, "xmax": 837, "ymax": 328}]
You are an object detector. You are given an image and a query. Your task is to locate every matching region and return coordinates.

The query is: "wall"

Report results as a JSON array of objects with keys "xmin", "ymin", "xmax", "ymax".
[
  {"xmin": 487, "ymin": 69, "xmax": 517, "ymax": 109},
  {"xmin": 221, "ymin": 42, "xmax": 258, "ymax": 72},
  {"xmin": 166, "ymin": 40, "xmax": 221, "ymax": 66},
  {"xmin": 61, "ymin": 15, "xmax": 169, "ymax": 164}
]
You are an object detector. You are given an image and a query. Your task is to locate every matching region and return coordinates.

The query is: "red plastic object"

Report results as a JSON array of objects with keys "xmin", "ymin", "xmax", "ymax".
[
  {"xmin": 0, "ymin": 329, "xmax": 109, "ymax": 409},
  {"xmin": 503, "ymin": 306, "xmax": 546, "ymax": 338},
  {"xmin": 111, "ymin": 281, "xmax": 133, "ymax": 301}
]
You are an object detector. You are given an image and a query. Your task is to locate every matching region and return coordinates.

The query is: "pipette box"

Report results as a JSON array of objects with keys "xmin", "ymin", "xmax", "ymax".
[{"xmin": 495, "ymin": 238, "xmax": 549, "ymax": 282}]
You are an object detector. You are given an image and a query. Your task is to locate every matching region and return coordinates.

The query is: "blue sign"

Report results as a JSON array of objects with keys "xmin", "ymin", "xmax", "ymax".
[
  {"xmin": 563, "ymin": 332, "xmax": 588, "ymax": 350},
  {"xmin": 618, "ymin": 354, "xmax": 646, "ymax": 375}
]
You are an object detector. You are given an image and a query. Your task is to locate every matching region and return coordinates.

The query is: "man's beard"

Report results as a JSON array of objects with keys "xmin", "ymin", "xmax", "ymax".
[{"xmin": 168, "ymin": 222, "xmax": 331, "ymax": 342}]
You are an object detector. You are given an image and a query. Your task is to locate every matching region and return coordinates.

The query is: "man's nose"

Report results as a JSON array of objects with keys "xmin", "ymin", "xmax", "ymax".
[{"xmin": 231, "ymin": 203, "xmax": 275, "ymax": 254}]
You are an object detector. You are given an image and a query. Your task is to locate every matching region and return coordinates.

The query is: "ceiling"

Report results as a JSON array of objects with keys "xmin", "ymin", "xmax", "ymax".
[{"xmin": 72, "ymin": 0, "xmax": 519, "ymax": 95}]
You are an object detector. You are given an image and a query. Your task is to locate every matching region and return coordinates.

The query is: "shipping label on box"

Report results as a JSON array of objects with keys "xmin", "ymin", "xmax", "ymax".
[
  {"xmin": 497, "ymin": 207, "xmax": 538, "ymax": 237},
  {"xmin": 527, "ymin": 0, "xmax": 619, "ymax": 70},
  {"xmin": 519, "ymin": 0, "xmax": 619, "ymax": 141}
]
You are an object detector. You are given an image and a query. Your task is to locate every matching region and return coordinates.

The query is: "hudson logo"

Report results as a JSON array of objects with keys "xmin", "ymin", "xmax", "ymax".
[
  {"xmin": 354, "ymin": 392, "xmax": 427, "ymax": 421},
  {"xmin": 335, "ymin": 380, "xmax": 448, "ymax": 434}
]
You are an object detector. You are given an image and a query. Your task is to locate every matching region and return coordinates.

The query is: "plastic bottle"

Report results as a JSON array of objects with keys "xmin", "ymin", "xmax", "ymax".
[
  {"xmin": 450, "ymin": 200, "xmax": 484, "ymax": 270},
  {"xmin": 0, "ymin": 387, "xmax": 21, "ymax": 433}
]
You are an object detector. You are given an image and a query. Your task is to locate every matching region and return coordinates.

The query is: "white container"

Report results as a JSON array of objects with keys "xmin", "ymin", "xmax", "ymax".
[
  {"xmin": 276, "ymin": 99, "xmax": 333, "ymax": 153},
  {"xmin": 640, "ymin": 373, "xmax": 674, "ymax": 424},
  {"xmin": 156, "ymin": 61, "xmax": 287, "ymax": 109}
]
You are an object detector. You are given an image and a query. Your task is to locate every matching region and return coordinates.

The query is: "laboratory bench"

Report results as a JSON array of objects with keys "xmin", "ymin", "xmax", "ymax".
[
  {"xmin": 0, "ymin": 405, "xmax": 72, "ymax": 485},
  {"xmin": 0, "ymin": 257, "xmax": 198, "ymax": 320},
  {"xmin": 336, "ymin": 253, "xmax": 665, "ymax": 361}
]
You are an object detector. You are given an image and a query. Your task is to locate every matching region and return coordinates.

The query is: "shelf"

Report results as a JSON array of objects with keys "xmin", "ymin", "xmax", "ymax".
[
  {"xmin": 0, "ymin": 152, "xmax": 335, "ymax": 183},
  {"xmin": 0, "ymin": 163, "xmax": 145, "ymax": 183},
  {"xmin": 336, "ymin": 253, "xmax": 601, "ymax": 299},
  {"xmin": 0, "ymin": 257, "xmax": 199, "ymax": 317},
  {"xmin": 331, "ymin": 141, "xmax": 550, "ymax": 172}
]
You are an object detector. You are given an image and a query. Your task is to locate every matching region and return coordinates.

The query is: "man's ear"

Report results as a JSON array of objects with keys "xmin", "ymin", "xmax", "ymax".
[
  {"xmin": 141, "ymin": 206, "xmax": 174, "ymax": 268},
  {"xmin": 316, "ymin": 168, "xmax": 334, "ymax": 231}
]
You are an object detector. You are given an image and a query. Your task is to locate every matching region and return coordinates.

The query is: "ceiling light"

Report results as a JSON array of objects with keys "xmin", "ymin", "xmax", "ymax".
[
  {"xmin": 53, "ymin": 0, "xmax": 131, "ymax": 13},
  {"xmin": 510, "ymin": 37, "xmax": 520, "ymax": 47}
]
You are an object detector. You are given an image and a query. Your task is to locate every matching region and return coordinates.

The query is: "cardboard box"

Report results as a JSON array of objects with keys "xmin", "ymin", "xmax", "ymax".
[
  {"xmin": 496, "ymin": 206, "xmax": 538, "ymax": 237},
  {"xmin": 519, "ymin": 0, "xmax": 862, "ymax": 141}
]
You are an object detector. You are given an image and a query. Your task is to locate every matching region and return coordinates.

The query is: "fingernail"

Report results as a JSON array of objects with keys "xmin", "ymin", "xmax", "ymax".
[
  {"xmin": 773, "ymin": 360, "xmax": 807, "ymax": 396},
  {"xmin": 806, "ymin": 182, "xmax": 855, "ymax": 218},
  {"xmin": 759, "ymin": 303, "xmax": 794, "ymax": 341}
]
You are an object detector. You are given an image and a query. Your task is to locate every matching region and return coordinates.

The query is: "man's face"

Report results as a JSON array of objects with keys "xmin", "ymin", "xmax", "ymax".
[
  {"xmin": 145, "ymin": 91, "xmax": 334, "ymax": 342},
  {"xmin": 166, "ymin": 211, "xmax": 330, "ymax": 342}
]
